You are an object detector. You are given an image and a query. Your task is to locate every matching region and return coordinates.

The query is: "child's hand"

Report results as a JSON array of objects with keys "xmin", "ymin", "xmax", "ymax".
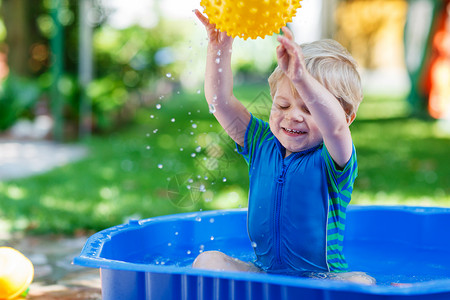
[
  {"xmin": 194, "ymin": 9, "xmax": 234, "ymax": 50},
  {"xmin": 276, "ymin": 27, "xmax": 307, "ymax": 84}
]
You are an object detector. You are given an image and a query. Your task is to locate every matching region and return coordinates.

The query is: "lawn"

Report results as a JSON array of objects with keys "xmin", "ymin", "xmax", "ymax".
[{"xmin": 0, "ymin": 83, "xmax": 449, "ymax": 234}]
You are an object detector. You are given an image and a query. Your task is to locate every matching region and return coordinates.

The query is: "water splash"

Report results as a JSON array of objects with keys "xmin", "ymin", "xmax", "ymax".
[{"xmin": 209, "ymin": 103, "xmax": 216, "ymax": 114}]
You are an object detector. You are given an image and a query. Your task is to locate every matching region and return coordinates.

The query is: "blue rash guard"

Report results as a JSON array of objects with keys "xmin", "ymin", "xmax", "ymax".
[{"xmin": 236, "ymin": 115, "xmax": 357, "ymax": 274}]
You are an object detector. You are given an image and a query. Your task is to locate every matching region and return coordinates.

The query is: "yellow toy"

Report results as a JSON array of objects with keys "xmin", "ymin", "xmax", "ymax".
[
  {"xmin": 200, "ymin": 0, "xmax": 302, "ymax": 40},
  {"xmin": 0, "ymin": 247, "xmax": 34, "ymax": 300}
]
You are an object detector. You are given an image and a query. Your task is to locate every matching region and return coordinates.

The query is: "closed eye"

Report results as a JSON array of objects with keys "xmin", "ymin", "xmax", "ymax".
[{"xmin": 277, "ymin": 104, "xmax": 290, "ymax": 109}]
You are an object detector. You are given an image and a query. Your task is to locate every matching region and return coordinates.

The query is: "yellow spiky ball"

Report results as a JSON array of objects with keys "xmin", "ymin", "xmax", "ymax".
[{"xmin": 200, "ymin": 0, "xmax": 302, "ymax": 40}]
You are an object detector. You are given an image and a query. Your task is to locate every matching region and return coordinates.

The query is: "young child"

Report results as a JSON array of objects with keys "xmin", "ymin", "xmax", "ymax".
[{"xmin": 192, "ymin": 10, "xmax": 375, "ymax": 285}]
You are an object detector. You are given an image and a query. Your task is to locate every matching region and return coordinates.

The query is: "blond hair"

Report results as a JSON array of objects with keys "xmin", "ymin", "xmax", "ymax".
[{"xmin": 268, "ymin": 39, "xmax": 363, "ymax": 119}]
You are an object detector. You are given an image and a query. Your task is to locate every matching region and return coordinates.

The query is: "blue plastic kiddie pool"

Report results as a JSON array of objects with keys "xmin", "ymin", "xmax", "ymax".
[{"xmin": 74, "ymin": 206, "xmax": 450, "ymax": 299}]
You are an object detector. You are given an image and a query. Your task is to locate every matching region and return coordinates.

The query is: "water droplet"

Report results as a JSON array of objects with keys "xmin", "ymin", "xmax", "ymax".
[
  {"xmin": 200, "ymin": 184, "xmax": 206, "ymax": 192},
  {"xmin": 205, "ymin": 198, "xmax": 212, "ymax": 202},
  {"xmin": 209, "ymin": 103, "xmax": 216, "ymax": 114},
  {"xmin": 215, "ymin": 57, "xmax": 220, "ymax": 64},
  {"xmin": 218, "ymin": 68, "xmax": 223, "ymax": 73},
  {"xmin": 210, "ymin": 236, "xmax": 215, "ymax": 241},
  {"xmin": 187, "ymin": 185, "xmax": 191, "ymax": 190},
  {"xmin": 195, "ymin": 216, "xmax": 202, "ymax": 222},
  {"xmin": 213, "ymin": 94, "xmax": 218, "ymax": 101},
  {"xmin": 157, "ymin": 164, "xmax": 163, "ymax": 169},
  {"xmin": 171, "ymin": 118, "xmax": 176, "ymax": 122},
  {"xmin": 188, "ymin": 178, "xmax": 194, "ymax": 183},
  {"xmin": 146, "ymin": 133, "xmax": 150, "ymax": 137},
  {"xmin": 191, "ymin": 153, "xmax": 196, "ymax": 158},
  {"xmin": 251, "ymin": 242, "xmax": 257, "ymax": 248},
  {"xmin": 217, "ymin": 50, "xmax": 222, "ymax": 56},
  {"xmin": 187, "ymin": 250, "xmax": 191, "ymax": 255},
  {"xmin": 192, "ymin": 124, "xmax": 198, "ymax": 129},
  {"xmin": 156, "ymin": 104, "xmax": 161, "ymax": 109},
  {"xmin": 150, "ymin": 115, "xmax": 154, "ymax": 118},
  {"xmin": 159, "ymin": 95, "xmax": 165, "ymax": 100},
  {"xmin": 175, "ymin": 231, "xmax": 179, "ymax": 235},
  {"xmin": 188, "ymin": 112, "xmax": 192, "ymax": 115},
  {"xmin": 166, "ymin": 73, "xmax": 172, "ymax": 78},
  {"xmin": 179, "ymin": 148, "xmax": 184, "ymax": 151},
  {"xmin": 209, "ymin": 218, "xmax": 215, "ymax": 223},
  {"xmin": 195, "ymin": 146, "xmax": 201, "ymax": 152},
  {"xmin": 196, "ymin": 89, "xmax": 201, "ymax": 94},
  {"xmin": 146, "ymin": 146, "xmax": 151, "ymax": 150},
  {"xmin": 153, "ymin": 129, "xmax": 158, "ymax": 133},
  {"xmin": 168, "ymin": 242, "xmax": 172, "ymax": 246},
  {"xmin": 161, "ymin": 261, "xmax": 166, "ymax": 265},
  {"xmin": 222, "ymin": 177, "xmax": 227, "ymax": 182}
]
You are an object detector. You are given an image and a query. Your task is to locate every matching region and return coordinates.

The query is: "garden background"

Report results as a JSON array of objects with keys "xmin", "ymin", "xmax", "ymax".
[{"xmin": 0, "ymin": 0, "xmax": 449, "ymax": 238}]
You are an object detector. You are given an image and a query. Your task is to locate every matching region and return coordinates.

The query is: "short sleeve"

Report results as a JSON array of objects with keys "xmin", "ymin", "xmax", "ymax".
[
  {"xmin": 322, "ymin": 144, "xmax": 358, "ymax": 207},
  {"xmin": 236, "ymin": 114, "xmax": 272, "ymax": 169}
]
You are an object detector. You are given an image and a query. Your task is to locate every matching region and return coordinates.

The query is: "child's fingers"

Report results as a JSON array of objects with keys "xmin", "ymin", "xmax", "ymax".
[
  {"xmin": 277, "ymin": 36, "xmax": 299, "ymax": 57},
  {"xmin": 194, "ymin": 9, "xmax": 210, "ymax": 27},
  {"xmin": 281, "ymin": 26, "xmax": 295, "ymax": 41},
  {"xmin": 276, "ymin": 44, "xmax": 287, "ymax": 59}
]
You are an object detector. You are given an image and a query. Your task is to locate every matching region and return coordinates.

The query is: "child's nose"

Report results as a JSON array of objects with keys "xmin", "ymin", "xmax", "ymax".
[{"xmin": 285, "ymin": 108, "xmax": 304, "ymax": 122}]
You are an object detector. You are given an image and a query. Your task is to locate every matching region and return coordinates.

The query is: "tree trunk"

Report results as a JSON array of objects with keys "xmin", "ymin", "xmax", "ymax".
[{"xmin": 1, "ymin": 0, "xmax": 38, "ymax": 77}]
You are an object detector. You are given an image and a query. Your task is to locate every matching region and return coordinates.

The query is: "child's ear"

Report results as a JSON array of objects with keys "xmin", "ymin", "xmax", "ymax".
[{"xmin": 347, "ymin": 112, "xmax": 356, "ymax": 125}]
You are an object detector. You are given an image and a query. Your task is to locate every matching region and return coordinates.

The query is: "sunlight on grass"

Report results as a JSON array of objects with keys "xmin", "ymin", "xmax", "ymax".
[{"xmin": 0, "ymin": 84, "xmax": 449, "ymax": 234}]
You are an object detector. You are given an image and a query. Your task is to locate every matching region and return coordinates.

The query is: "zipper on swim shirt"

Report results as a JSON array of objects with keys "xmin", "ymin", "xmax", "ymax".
[{"xmin": 274, "ymin": 161, "xmax": 287, "ymax": 265}]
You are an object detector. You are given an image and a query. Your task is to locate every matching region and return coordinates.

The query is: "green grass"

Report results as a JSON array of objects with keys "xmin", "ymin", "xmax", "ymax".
[{"xmin": 1, "ymin": 84, "xmax": 449, "ymax": 234}]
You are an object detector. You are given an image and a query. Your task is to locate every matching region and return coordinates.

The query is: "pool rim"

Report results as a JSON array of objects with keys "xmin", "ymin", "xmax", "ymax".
[{"xmin": 74, "ymin": 205, "xmax": 450, "ymax": 297}]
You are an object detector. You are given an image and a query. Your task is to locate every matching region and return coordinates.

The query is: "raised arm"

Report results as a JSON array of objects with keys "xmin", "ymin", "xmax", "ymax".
[
  {"xmin": 276, "ymin": 27, "xmax": 353, "ymax": 167},
  {"xmin": 194, "ymin": 10, "xmax": 251, "ymax": 146}
]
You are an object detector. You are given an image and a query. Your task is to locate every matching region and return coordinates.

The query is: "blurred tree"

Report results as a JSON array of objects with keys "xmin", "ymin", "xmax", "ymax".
[{"xmin": 0, "ymin": 0, "xmax": 45, "ymax": 77}]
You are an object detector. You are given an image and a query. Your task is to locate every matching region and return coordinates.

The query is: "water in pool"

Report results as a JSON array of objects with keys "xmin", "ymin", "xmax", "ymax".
[{"xmin": 123, "ymin": 238, "xmax": 450, "ymax": 286}]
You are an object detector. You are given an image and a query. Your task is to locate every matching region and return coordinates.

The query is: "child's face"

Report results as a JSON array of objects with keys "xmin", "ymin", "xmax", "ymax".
[{"xmin": 269, "ymin": 77, "xmax": 323, "ymax": 157}]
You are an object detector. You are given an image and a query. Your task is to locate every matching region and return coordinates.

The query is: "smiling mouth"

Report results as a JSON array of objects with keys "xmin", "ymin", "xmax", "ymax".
[{"xmin": 282, "ymin": 127, "xmax": 306, "ymax": 135}]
